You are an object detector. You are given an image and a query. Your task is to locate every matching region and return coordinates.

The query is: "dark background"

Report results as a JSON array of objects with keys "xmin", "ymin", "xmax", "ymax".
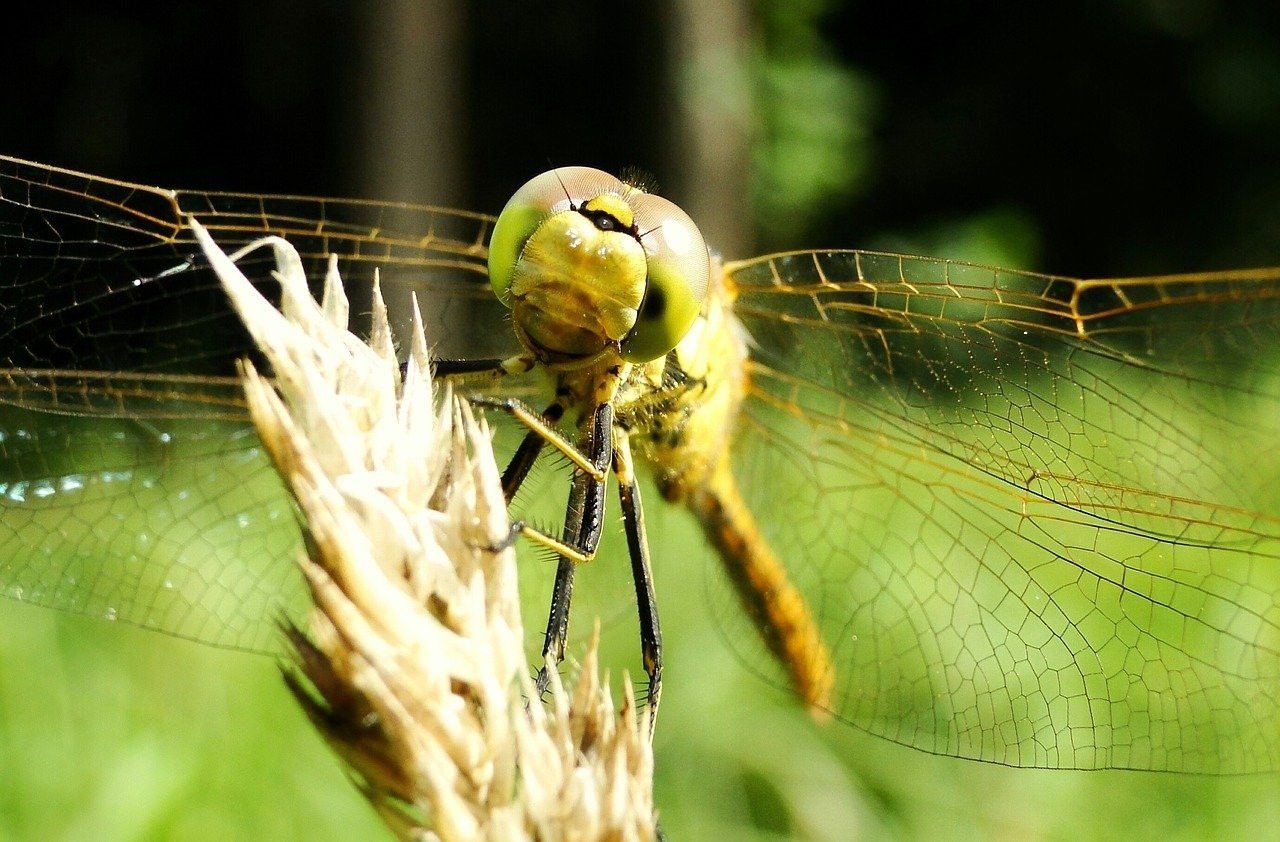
[{"xmin": 6, "ymin": 1, "xmax": 1276, "ymax": 275}]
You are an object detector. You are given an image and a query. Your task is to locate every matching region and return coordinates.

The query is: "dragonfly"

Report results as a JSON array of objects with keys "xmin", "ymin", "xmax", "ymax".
[{"xmin": 2, "ymin": 154, "xmax": 1280, "ymax": 774}]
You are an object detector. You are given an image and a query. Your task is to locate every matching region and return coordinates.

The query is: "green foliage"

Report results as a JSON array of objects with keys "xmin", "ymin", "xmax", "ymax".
[{"xmin": 751, "ymin": 1, "xmax": 877, "ymax": 249}]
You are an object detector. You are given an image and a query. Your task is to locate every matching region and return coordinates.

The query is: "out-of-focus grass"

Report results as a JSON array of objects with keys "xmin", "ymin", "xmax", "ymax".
[{"xmin": 0, "ymin": 599, "xmax": 383, "ymax": 840}]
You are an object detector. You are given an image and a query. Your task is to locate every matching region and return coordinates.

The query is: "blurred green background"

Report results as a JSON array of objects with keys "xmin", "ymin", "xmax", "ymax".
[{"xmin": 3, "ymin": 1, "xmax": 1280, "ymax": 839}]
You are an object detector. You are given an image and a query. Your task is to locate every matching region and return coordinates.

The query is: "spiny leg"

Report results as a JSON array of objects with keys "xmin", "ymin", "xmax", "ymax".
[
  {"xmin": 535, "ymin": 401, "xmax": 614, "ymax": 699},
  {"xmin": 432, "ymin": 357, "xmax": 623, "ymax": 705},
  {"xmin": 464, "ymin": 392, "xmax": 583, "ymax": 703},
  {"xmin": 471, "ymin": 395, "xmax": 607, "ymax": 482},
  {"xmin": 614, "ymin": 431, "xmax": 663, "ymax": 735},
  {"xmin": 427, "ymin": 354, "xmax": 559, "ymax": 504},
  {"xmin": 429, "ymin": 355, "xmax": 575, "ymax": 505},
  {"xmin": 500, "ymin": 400, "xmax": 565, "ymax": 502},
  {"xmin": 486, "ymin": 395, "xmax": 619, "ymax": 561}
]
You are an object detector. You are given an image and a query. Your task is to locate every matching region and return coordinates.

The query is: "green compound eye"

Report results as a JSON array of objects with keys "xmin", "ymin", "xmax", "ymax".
[
  {"xmin": 488, "ymin": 168, "xmax": 710, "ymax": 364},
  {"xmin": 619, "ymin": 192, "xmax": 709, "ymax": 363},
  {"xmin": 487, "ymin": 201, "xmax": 544, "ymax": 307}
]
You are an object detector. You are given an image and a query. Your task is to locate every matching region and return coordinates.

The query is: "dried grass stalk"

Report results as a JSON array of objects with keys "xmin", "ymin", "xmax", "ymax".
[{"xmin": 193, "ymin": 221, "xmax": 655, "ymax": 841}]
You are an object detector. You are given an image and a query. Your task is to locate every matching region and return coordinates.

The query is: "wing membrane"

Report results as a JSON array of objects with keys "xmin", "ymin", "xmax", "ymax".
[
  {"xmin": 7, "ymin": 154, "xmax": 1280, "ymax": 772},
  {"xmin": 723, "ymin": 250, "xmax": 1280, "ymax": 771},
  {"xmin": 0, "ymin": 156, "xmax": 513, "ymax": 651}
]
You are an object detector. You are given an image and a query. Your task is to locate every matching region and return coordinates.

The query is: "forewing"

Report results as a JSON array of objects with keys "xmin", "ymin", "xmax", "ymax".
[
  {"xmin": 722, "ymin": 249, "xmax": 1280, "ymax": 771},
  {"xmin": 0, "ymin": 155, "xmax": 515, "ymax": 651}
]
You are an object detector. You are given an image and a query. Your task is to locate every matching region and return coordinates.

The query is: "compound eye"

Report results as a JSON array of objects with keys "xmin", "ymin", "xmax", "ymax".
[
  {"xmin": 487, "ymin": 167, "xmax": 627, "ymax": 306},
  {"xmin": 620, "ymin": 193, "xmax": 710, "ymax": 363}
]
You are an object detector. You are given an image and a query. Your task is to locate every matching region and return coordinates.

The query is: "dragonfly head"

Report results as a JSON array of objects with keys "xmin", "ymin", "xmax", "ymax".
[{"xmin": 488, "ymin": 167, "xmax": 709, "ymax": 366}]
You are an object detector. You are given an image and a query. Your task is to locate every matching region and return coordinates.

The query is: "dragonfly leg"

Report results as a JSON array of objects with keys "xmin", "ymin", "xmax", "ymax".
[
  {"xmin": 428, "ymin": 354, "xmax": 536, "ymax": 380},
  {"xmin": 614, "ymin": 431, "xmax": 662, "ymax": 735},
  {"xmin": 456, "ymin": 378, "xmax": 622, "ymax": 703},
  {"xmin": 471, "ymin": 396, "xmax": 608, "ymax": 482},
  {"xmin": 536, "ymin": 554, "xmax": 579, "ymax": 698},
  {"xmin": 535, "ymin": 402, "xmax": 614, "ymax": 698},
  {"xmin": 500, "ymin": 400, "xmax": 566, "ymax": 502},
  {"xmin": 416, "ymin": 355, "xmax": 547, "ymax": 498}
]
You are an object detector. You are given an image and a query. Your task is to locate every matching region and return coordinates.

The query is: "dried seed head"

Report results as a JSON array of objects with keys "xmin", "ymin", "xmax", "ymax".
[{"xmin": 196, "ymin": 221, "xmax": 655, "ymax": 841}]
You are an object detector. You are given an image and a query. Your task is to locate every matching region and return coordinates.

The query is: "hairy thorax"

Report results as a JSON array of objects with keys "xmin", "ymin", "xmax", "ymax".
[{"xmin": 614, "ymin": 261, "xmax": 748, "ymax": 502}]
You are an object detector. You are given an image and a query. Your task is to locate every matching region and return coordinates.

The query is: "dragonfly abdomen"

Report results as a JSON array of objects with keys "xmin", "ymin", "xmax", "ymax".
[{"xmin": 688, "ymin": 461, "xmax": 835, "ymax": 716}]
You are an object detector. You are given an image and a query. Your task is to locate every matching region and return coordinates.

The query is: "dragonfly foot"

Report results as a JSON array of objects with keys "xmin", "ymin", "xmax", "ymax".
[{"xmin": 482, "ymin": 520, "xmax": 525, "ymax": 553}]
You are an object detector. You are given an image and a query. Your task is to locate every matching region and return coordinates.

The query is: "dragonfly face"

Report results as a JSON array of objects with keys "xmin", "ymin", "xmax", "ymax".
[
  {"xmin": 2, "ymin": 155, "xmax": 1280, "ymax": 773},
  {"xmin": 488, "ymin": 167, "xmax": 709, "ymax": 366}
]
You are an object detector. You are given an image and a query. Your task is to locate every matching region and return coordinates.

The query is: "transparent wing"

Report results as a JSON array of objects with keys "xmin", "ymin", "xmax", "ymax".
[
  {"xmin": 0, "ymin": 155, "xmax": 517, "ymax": 651},
  {"xmin": 722, "ymin": 250, "xmax": 1280, "ymax": 772}
]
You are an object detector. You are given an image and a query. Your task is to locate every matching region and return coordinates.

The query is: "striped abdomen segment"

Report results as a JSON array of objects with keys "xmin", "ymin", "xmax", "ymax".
[{"xmin": 688, "ymin": 461, "xmax": 835, "ymax": 717}]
